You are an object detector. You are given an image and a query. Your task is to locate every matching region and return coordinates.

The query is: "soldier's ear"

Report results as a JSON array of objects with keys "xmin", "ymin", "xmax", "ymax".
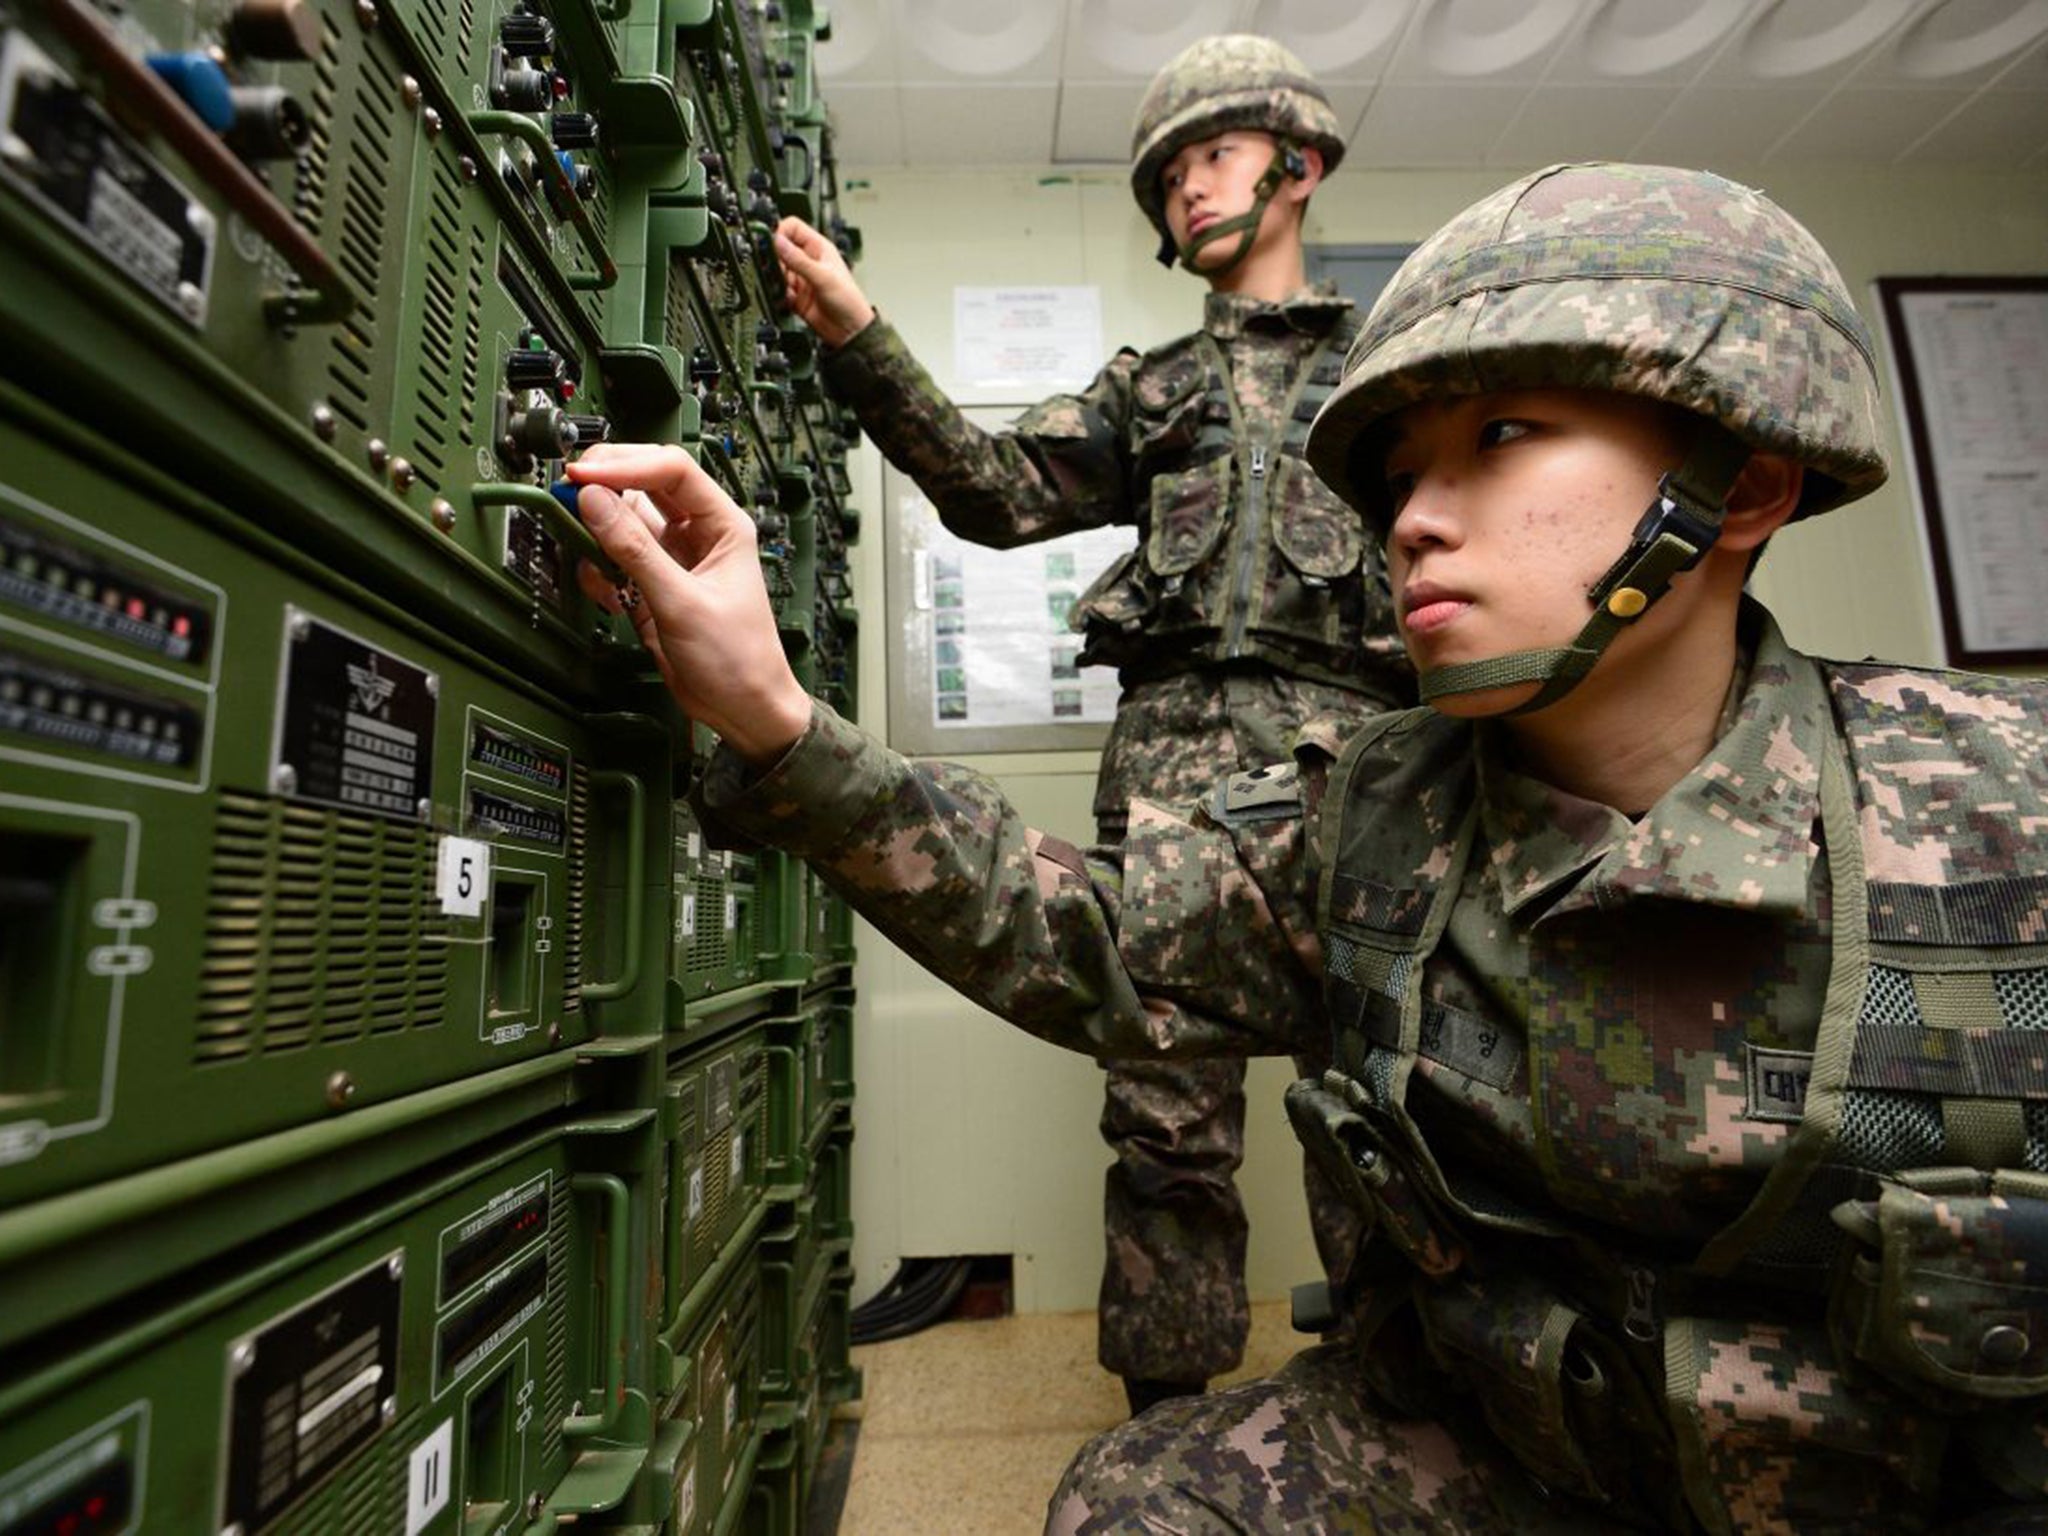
[
  {"xmin": 1717, "ymin": 453, "xmax": 1802, "ymax": 553},
  {"xmin": 1283, "ymin": 145, "xmax": 1324, "ymax": 207}
]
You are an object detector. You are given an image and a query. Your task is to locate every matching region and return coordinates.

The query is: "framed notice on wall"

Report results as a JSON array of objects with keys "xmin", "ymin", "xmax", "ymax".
[
  {"xmin": 882, "ymin": 420, "xmax": 1136, "ymax": 757},
  {"xmin": 1877, "ymin": 277, "xmax": 2048, "ymax": 667}
]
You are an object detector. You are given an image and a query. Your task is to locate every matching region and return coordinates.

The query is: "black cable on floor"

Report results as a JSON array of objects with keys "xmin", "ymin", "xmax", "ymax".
[{"xmin": 850, "ymin": 1256, "xmax": 973, "ymax": 1344}]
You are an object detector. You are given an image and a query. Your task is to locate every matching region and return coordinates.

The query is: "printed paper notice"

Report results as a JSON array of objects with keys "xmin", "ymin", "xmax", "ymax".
[
  {"xmin": 1898, "ymin": 288, "xmax": 2048, "ymax": 653},
  {"xmin": 904, "ymin": 492, "xmax": 1133, "ymax": 730},
  {"xmin": 954, "ymin": 286, "xmax": 1103, "ymax": 394}
]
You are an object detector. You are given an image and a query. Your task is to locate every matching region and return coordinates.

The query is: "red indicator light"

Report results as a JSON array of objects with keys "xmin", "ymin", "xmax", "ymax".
[
  {"xmin": 173, "ymin": 615, "xmax": 192, "ymax": 638},
  {"xmin": 126, "ymin": 596, "xmax": 147, "ymax": 619},
  {"xmin": 551, "ymin": 74, "xmax": 569, "ymax": 99},
  {"xmin": 559, "ymin": 382, "xmax": 576, "ymax": 402}
]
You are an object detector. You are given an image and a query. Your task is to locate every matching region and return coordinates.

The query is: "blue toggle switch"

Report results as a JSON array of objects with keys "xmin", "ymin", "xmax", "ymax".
[{"xmin": 146, "ymin": 53, "xmax": 236, "ymax": 132}]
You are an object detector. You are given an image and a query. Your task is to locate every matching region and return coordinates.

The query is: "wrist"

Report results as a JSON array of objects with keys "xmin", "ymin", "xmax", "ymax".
[{"xmin": 721, "ymin": 682, "xmax": 813, "ymax": 768}]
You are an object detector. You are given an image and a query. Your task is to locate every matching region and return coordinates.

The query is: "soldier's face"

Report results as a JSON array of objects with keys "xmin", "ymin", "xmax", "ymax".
[
  {"xmin": 1159, "ymin": 130, "xmax": 1287, "ymax": 265},
  {"xmin": 1377, "ymin": 388, "xmax": 1694, "ymax": 715}
]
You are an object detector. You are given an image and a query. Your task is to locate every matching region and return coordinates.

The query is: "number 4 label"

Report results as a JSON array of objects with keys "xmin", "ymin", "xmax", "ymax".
[{"xmin": 437, "ymin": 836, "xmax": 490, "ymax": 917}]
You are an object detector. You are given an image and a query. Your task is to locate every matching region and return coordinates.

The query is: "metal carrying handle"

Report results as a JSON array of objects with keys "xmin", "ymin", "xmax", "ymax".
[
  {"xmin": 580, "ymin": 770, "xmax": 645, "ymax": 1003},
  {"xmin": 562, "ymin": 1173, "xmax": 629, "ymax": 1438}
]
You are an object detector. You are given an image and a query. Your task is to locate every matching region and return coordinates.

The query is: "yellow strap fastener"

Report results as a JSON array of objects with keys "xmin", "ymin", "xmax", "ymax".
[{"xmin": 1607, "ymin": 587, "xmax": 1648, "ymax": 619}]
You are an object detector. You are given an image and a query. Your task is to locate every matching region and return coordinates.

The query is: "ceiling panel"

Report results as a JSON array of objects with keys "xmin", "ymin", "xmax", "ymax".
[
  {"xmin": 1896, "ymin": 83, "xmax": 2048, "ymax": 159},
  {"xmin": 897, "ymin": 83, "xmax": 1062, "ymax": 164},
  {"xmin": 1628, "ymin": 84, "xmax": 1821, "ymax": 163},
  {"xmin": 1487, "ymin": 83, "xmax": 1674, "ymax": 163},
  {"xmin": 1350, "ymin": 81, "xmax": 1532, "ymax": 165},
  {"xmin": 1768, "ymin": 85, "xmax": 1973, "ymax": 158},
  {"xmin": 816, "ymin": 0, "xmax": 2048, "ymax": 170}
]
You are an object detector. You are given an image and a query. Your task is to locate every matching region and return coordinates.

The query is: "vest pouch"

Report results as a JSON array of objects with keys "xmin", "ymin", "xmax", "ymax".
[
  {"xmin": 1144, "ymin": 455, "xmax": 1233, "ymax": 590},
  {"xmin": 1268, "ymin": 454, "xmax": 1364, "ymax": 585},
  {"xmin": 1665, "ymin": 1314, "xmax": 1946, "ymax": 1535},
  {"xmin": 1130, "ymin": 368, "xmax": 1209, "ymax": 473},
  {"xmin": 1070, "ymin": 544, "xmax": 1150, "ymax": 651},
  {"xmin": 1283, "ymin": 1078, "xmax": 1465, "ymax": 1278},
  {"xmin": 1828, "ymin": 1168, "xmax": 2048, "ymax": 1410},
  {"xmin": 1415, "ymin": 1272, "xmax": 1629, "ymax": 1506}
]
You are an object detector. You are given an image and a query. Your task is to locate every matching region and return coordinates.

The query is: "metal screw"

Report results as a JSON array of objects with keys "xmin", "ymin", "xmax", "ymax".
[
  {"xmin": 424, "ymin": 673, "xmax": 439, "ymax": 697},
  {"xmin": 222, "ymin": 1523, "xmax": 246, "ymax": 1536},
  {"xmin": 354, "ymin": 0, "xmax": 377, "ymax": 26},
  {"xmin": 272, "ymin": 763, "xmax": 298, "ymax": 795},
  {"xmin": 176, "ymin": 281, "xmax": 205, "ymax": 320},
  {"xmin": 366, "ymin": 438, "xmax": 389, "ymax": 472},
  {"xmin": 547, "ymin": 1021, "xmax": 562, "ymax": 1045},
  {"xmin": 422, "ymin": 107, "xmax": 442, "ymax": 136},
  {"xmin": 230, "ymin": 1340, "xmax": 257, "ymax": 1375},
  {"xmin": 287, "ymin": 610, "xmax": 312, "ymax": 642},
  {"xmin": 389, "ymin": 1253, "xmax": 406, "ymax": 1279},
  {"xmin": 325, "ymin": 1070, "xmax": 356, "ymax": 1108},
  {"xmin": 390, "ymin": 457, "xmax": 415, "ymax": 490},
  {"xmin": 416, "ymin": 797, "xmax": 433, "ymax": 821},
  {"xmin": 381, "ymin": 1395, "xmax": 397, "ymax": 1423},
  {"xmin": 459, "ymin": 155, "xmax": 478, "ymax": 182},
  {"xmin": 431, "ymin": 498, "xmax": 456, "ymax": 531},
  {"xmin": 525, "ymin": 1493, "xmax": 545, "ymax": 1521},
  {"xmin": 400, "ymin": 75, "xmax": 421, "ymax": 108},
  {"xmin": 310, "ymin": 403, "xmax": 337, "ymax": 441}
]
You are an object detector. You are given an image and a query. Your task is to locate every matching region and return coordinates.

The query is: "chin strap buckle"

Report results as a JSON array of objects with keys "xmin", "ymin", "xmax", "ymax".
[{"xmin": 1587, "ymin": 472, "xmax": 1725, "ymax": 616}]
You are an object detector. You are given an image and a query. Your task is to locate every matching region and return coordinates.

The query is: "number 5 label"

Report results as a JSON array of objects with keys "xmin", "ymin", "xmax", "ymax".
[{"xmin": 437, "ymin": 835, "xmax": 491, "ymax": 917}]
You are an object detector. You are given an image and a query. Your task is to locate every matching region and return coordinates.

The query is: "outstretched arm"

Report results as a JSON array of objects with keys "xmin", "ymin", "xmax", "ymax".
[
  {"xmin": 565, "ymin": 442, "xmax": 810, "ymax": 764},
  {"xmin": 773, "ymin": 216, "xmax": 876, "ymax": 349},
  {"xmin": 566, "ymin": 443, "xmax": 1329, "ymax": 1063}
]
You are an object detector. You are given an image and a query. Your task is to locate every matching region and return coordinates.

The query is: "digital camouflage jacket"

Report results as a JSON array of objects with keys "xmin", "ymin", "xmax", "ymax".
[
  {"xmin": 819, "ymin": 291, "xmax": 1410, "ymax": 700},
  {"xmin": 705, "ymin": 603, "xmax": 2048, "ymax": 1532}
]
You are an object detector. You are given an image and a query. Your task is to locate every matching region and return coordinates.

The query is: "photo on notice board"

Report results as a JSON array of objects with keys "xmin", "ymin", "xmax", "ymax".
[{"xmin": 1877, "ymin": 277, "xmax": 2048, "ymax": 668}]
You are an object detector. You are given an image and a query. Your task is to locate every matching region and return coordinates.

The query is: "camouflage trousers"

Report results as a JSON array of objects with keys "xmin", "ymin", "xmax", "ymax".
[
  {"xmin": 1046, "ymin": 1343, "xmax": 1628, "ymax": 1536},
  {"xmin": 1094, "ymin": 668, "xmax": 1384, "ymax": 1383}
]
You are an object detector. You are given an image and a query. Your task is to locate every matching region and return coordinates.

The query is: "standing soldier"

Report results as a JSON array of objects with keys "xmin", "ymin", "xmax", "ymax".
[
  {"xmin": 772, "ymin": 35, "xmax": 1412, "ymax": 1414},
  {"xmin": 571, "ymin": 160, "xmax": 2048, "ymax": 1531}
]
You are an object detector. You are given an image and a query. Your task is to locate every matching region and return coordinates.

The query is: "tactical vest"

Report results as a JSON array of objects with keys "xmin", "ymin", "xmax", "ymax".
[
  {"xmin": 1288, "ymin": 656, "xmax": 2048, "ymax": 1533},
  {"xmin": 1071, "ymin": 315, "xmax": 1407, "ymax": 702}
]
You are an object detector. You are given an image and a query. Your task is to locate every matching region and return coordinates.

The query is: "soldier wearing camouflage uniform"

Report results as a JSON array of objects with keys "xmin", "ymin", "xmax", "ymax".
[
  {"xmin": 572, "ymin": 162, "xmax": 2048, "ymax": 1531},
  {"xmin": 773, "ymin": 35, "xmax": 1411, "ymax": 1411}
]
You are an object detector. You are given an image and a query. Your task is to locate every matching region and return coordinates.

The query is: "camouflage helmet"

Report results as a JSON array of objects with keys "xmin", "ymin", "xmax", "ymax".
[
  {"xmin": 1304, "ymin": 161, "xmax": 1889, "ymax": 529},
  {"xmin": 1129, "ymin": 34, "xmax": 1345, "ymax": 238}
]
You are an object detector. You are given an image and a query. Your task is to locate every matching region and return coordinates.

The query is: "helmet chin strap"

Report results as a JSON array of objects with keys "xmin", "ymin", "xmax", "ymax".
[
  {"xmin": 1154, "ymin": 140, "xmax": 1306, "ymax": 273},
  {"xmin": 1416, "ymin": 428, "xmax": 1751, "ymax": 716}
]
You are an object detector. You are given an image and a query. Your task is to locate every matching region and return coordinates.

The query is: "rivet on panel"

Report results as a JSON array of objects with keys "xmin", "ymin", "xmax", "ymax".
[{"xmin": 325, "ymin": 1070, "xmax": 357, "ymax": 1108}]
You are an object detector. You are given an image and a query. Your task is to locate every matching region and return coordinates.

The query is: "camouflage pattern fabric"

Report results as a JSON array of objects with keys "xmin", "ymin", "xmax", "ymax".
[
  {"xmin": 821, "ymin": 294, "xmax": 1412, "ymax": 699},
  {"xmin": 821, "ymin": 289, "xmax": 1402, "ymax": 1383},
  {"xmin": 1305, "ymin": 163, "xmax": 1889, "ymax": 526},
  {"xmin": 701, "ymin": 600, "xmax": 2048, "ymax": 1530},
  {"xmin": 1046, "ymin": 1344, "xmax": 1621, "ymax": 1535},
  {"xmin": 1127, "ymin": 34, "xmax": 1346, "ymax": 242}
]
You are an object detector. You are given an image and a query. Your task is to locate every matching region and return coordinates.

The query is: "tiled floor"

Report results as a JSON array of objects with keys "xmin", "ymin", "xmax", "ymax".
[{"xmin": 829, "ymin": 1299, "xmax": 1301, "ymax": 1535}]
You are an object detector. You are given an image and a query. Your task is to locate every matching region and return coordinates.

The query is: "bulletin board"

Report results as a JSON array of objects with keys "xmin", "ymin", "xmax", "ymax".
[
  {"xmin": 1876, "ymin": 277, "xmax": 2048, "ymax": 667},
  {"xmin": 882, "ymin": 429, "xmax": 1136, "ymax": 758}
]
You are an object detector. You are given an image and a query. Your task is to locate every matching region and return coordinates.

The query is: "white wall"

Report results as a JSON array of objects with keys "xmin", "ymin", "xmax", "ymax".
[{"xmin": 835, "ymin": 161, "xmax": 2048, "ymax": 1313}]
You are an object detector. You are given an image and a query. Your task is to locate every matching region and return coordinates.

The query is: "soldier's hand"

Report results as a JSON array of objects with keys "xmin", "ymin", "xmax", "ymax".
[
  {"xmin": 567, "ymin": 443, "xmax": 813, "ymax": 765},
  {"xmin": 773, "ymin": 215, "xmax": 875, "ymax": 348}
]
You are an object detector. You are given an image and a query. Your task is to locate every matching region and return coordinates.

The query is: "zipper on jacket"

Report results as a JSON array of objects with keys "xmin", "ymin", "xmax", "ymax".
[{"xmin": 1224, "ymin": 441, "xmax": 1267, "ymax": 659}]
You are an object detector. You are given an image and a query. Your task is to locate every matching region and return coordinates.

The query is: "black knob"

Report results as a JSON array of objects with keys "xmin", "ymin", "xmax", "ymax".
[
  {"xmin": 565, "ymin": 414, "xmax": 611, "ymax": 448},
  {"xmin": 494, "ymin": 65, "xmax": 552, "ymax": 111},
  {"xmin": 688, "ymin": 348, "xmax": 721, "ymax": 384},
  {"xmin": 551, "ymin": 112, "xmax": 599, "ymax": 149},
  {"xmin": 225, "ymin": 85, "xmax": 309, "ymax": 159},
  {"xmin": 760, "ymin": 350, "xmax": 788, "ymax": 377},
  {"xmin": 504, "ymin": 405, "xmax": 578, "ymax": 459},
  {"xmin": 499, "ymin": 12, "xmax": 555, "ymax": 56},
  {"xmin": 747, "ymin": 191, "xmax": 778, "ymax": 222},
  {"xmin": 506, "ymin": 345, "xmax": 567, "ymax": 391},
  {"xmin": 775, "ymin": 60, "xmax": 794, "ymax": 79},
  {"xmin": 746, "ymin": 167, "xmax": 772, "ymax": 193}
]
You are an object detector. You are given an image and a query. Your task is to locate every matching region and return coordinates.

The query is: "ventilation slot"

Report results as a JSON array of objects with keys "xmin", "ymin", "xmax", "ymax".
[
  {"xmin": 326, "ymin": 43, "xmax": 393, "ymax": 428},
  {"xmin": 197, "ymin": 793, "xmax": 449, "ymax": 1063},
  {"xmin": 411, "ymin": 156, "xmax": 466, "ymax": 489},
  {"xmin": 463, "ymin": 226, "xmax": 486, "ymax": 443},
  {"xmin": 563, "ymin": 762, "xmax": 588, "ymax": 1012},
  {"xmin": 543, "ymin": 1207, "xmax": 569, "ymax": 1467},
  {"xmin": 295, "ymin": 16, "xmax": 342, "ymax": 237}
]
